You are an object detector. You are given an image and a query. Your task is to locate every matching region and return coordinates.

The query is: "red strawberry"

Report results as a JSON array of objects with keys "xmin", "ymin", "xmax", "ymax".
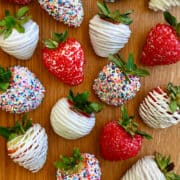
[
  {"xmin": 42, "ymin": 31, "xmax": 85, "ymax": 86},
  {"xmin": 141, "ymin": 11, "xmax": 180, "ymax": 66},
  {"xmin": 6, "ymin": 0, "xmax": 31, "ymax": 4},
  {"xmin": 100, "ymin": 106, "xmax": 152, "ymax": 161}
]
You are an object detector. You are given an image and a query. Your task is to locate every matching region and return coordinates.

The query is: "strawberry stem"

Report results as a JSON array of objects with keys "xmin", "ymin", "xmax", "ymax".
[
  {"xmin": 155, "ymin": 152, "xmax": 180, "ymax": 180},
  {"xmin": 0, "ymin": 67, "xmax": 12, "ymax": 92},
  {"xmin": 67, "ymin": 90, "xmax": 103, "ymax": 115},
  {"xmin": 43, "ymin": 31, "xmax": 68, "ymax": 49},
  {"xmin": 0, "ymin": 7, "xmax": 31, "ymax": 39},
  {"xmin": 167, "ymin": 83, "xmax": 180, "ymax": 113},
  {"xmin": 118, "ymin": 106, "xmax": 152, "ymax": 139},
  {"xmin": 163, "ymin": 11, "xmax": 180, "ymax": 36},
  {"xmin": 54, "ymin": 148, "xmax": 83, "ymax": 173},
  {"xmin": 97, "ymin": 1, "xmax": 133, "ymax": 25},
  {"xmin": 108, "ymin": 53, "xmax": 150, "ymax": 81},
  {"xmin": 0, "ymin": 114, "xmax": 32, "ymax": 141}
]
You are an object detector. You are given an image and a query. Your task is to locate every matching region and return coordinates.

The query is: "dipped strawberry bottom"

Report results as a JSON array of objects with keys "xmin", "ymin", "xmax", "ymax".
[
  {"xmin": 0, "ymin": 66, "xmax": 45, "ymax": 114},
  {"xmin": 7, "ymin": 124, "xmax": 48, "ymax": 172},
  {"xmin": 56, "ymin": 153, "xmax": 101, "ymax": 180},
  {"xmin": 50, "ymin": 90, "xmax": 102, "ymax": 140},
  {"xmin": 51, "ymin": 98, "xmax": 95, "ymax": 140}
]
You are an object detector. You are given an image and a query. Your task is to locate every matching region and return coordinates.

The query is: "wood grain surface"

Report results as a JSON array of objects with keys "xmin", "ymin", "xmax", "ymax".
[{"xmin": 0, "ymin": 0, "xmax": 180, "ymax": 179}]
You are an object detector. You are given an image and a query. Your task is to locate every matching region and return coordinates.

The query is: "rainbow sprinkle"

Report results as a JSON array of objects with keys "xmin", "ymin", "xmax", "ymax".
[
  {"xmin": 0, "ymin": 66, "xmax": 45, "ymax": 114},
  {"xmin": 38, "ymin": 0, "xmax": 84, "ymax": 27},
  {"xmin": 93, "ymin": 62, "xmax": 141, "ymax": 106},
  {"xmin": 56, "ymin": 153, "xmax": 101, "ymax": 180}
]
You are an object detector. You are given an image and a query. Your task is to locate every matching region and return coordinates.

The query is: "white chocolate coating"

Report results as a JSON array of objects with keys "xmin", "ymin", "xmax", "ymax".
[
  {"xmin": 89, "ymin": 15, "xmax": 131, "ymax": 58},
  {"xmin": 7, "ymin": 124, "xmax": 48, "ymax": 172},
  {"xmin": 139, "ymin": 87, "xmax": 180, "ymax": 128},
  {"xmin": 0, "ymin": 20, "xmax": 39, "ymax": 60},
  {"xmin": 121, "ymin": 156, "xmax": 165, "ymax": 180},
  {"xmin": 50, "ymin": 98, "xmax": 95, "ymax": 140},
  {"xmin": 149, "ymin": 0, "xmax": 180, "ymax": 11}
]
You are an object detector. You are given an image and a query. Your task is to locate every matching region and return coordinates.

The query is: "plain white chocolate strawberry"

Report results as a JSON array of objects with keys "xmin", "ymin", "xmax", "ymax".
[
  {"xmin": 50, "ymin": 91, "xmax": 102, "ymax": 140},
  {"xmin": 149, "ymin": 0, "xmax": 180, "ymax": 11},
  {"xmin": 7, "ymin": 124, "xmax": 48, "ymax": 173},
  {"xmin": 89, "ymin": 2, "xmax": 132, "ymax": 58},
  {"xmin": 38, "ymin": 0, "xmax": 84, "ymax": 27},
  {"xmin": 50, "ymin": 98, "xmax": 95, "ymax": 140},
  {"xmin": 0, "ymin": 7, "xmax": 39, "ymax": 60}
]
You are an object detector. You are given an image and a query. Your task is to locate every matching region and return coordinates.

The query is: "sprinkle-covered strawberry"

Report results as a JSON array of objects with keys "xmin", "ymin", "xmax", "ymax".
[
  {"xmin": 50, "ymin": 90, "xmax": 103, "ymax": 140},
  {"xmin": 122, "ymin": 152, "xmax": 180, "ymax": 180},
  {"xmin": 93, "ymin": 53, "xmax": 149, "ymax": 106},
  {"xmin": 100, "ymin": 106, "xmax": 152, "ymax": 161},
  {"xmin": 42, "ymin": 31, "xmax": 85, "ymax": 86},
  {"xmin": 149, "ymin": 0, "xmax": 180, "ymax": 11},
  {"xmin": 89, "ymin": 2, "xmax": 132, "ymax": 57},
  {"xmin": 6, "ymin": 0, "xmax": 31, "ymax": 4},
  {"xmin": 0, "ymin": 7, "xmax": 39, "ymax": 60},
  {"xmin": 0, "ymin": 115, "xmax": 48, "ymax": 172},
  {"xmin": 141, "ymin": 11, "xmax": 180, "ymax": 66},
  {"xmin": 38, "ymin": 0, "xmax": 84, "ymax": 27},
  {"xmin": 0, "ymin": 66, "xmax": 45, "ymax": 114},
  {"xmin": 55, "ymin": 148, "xmax": 101, "ymax": 180},
  {"xmin": 139, "ymin": 83, "xmax": 180, "ymax": 129}
]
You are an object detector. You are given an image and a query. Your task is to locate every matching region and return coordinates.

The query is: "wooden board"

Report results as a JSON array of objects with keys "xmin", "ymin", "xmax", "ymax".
[{"xmin": 0, "ymin": 0, "xmax": 180, "ymax": 179}]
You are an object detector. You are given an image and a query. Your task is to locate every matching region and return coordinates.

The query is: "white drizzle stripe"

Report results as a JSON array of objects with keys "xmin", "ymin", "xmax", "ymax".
[
  {"xmin": 139, "ymin": 87, "xmax": 180, "ymax": 128},
  {"xmin": 89, "ymin": 15, "xmax": 131, "ymax": 58},
  {"xmin": 0, "ymin": 20, "xmax": 39, "ymax": 60},
  {"xmin": 149, "ymin": 0, "xmax": 180, "ymax": 11},
  {"xmin": 121, "ymin": 156, "xmax": 165, "ymax": 180},
  {"xmin": 50, "ymin": 98, "xmax": 95, "ymax": 140},
  {"xmin": 7, "ymin": 124, "xmax": 48, "ymax": 173}
]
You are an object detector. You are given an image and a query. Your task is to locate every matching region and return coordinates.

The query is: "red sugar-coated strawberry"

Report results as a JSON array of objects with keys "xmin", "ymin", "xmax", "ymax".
[
  {"xmin": 6, "ymin": 0, "xmax": 31, "ymax": 4},
  {"xmin": 100, "ymin": 106, "xmax": 152, "ymax": 161},
  {"xmin": 42, "ymin": 31, "xmax": 85, "ymax": 86},
  {"xmin": 141, "ymin": 11, "xmax": 180, "ymax": 66}
]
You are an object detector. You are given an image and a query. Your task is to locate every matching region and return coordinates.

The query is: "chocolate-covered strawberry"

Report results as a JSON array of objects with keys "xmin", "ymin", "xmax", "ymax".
[
  {"xmin": 50, "ymin": 90, "xmax": 103, "ymax": 140},
  {"xmin": 38, "ymin": 0, "xmax": 84, "ymax": 27},
  {"xmin": 139, "ymin": 83, "xmax": 180, "ymax": 129},
  {"xmin": 89, "ymin": 2, "xmax": 132, "ymax": 57},
  {"xmin": 93, "ymin": 53, "xmax": 149, "ymax": 106},
  {"xmin": 55, "ymin": 148, "xmax": 101, "ymax": 180},
  {"xmin": 100, "ymin": 106, "xmax": 152, "ymax": 161},
  {"xmin": 42, "ymin": 31, "xmax": 85, "ymax": 86},
  {"xmin": 149, "ymin": 0, "xmax": 180, "ymax": 11},
  {"xmin": 122, "ymin": 152, "xmax": 180, "ymax": 180},
  {"xmin": 141, "ymin": 12, "xmax": 180, "ymax": 66},
  {"xmin": 0, "ymin": 66, "xmax": 45, "ymax": 114},
  {"xmin": 0, "ymin": 7, "xmax": 39, "ymax": 60},
  {"xmin": 0, "ymin": 115, "xmax": 48, "ymax": 172}
]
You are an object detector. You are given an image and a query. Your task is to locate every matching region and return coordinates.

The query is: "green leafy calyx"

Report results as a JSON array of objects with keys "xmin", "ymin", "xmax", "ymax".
[
  {"xmin": 43, "ymin": 31, "xmax": 68, "ymax": 49},
  {"xmin": 167, "ymin": 83, "xmax": 180, "ymax": 113},
  {"xmin": 97, "ymin": 1, "xmax": 133, "ymax": 25},
  {"xmin": 163, "ymin": 11, "xmax": 180, "ymax": 36},
  {"xmin": 0, "ymin": 114, "xmax": 32, "ymax": 141},
  {"xmin": 54, "ymin": 148, "xmax": 84, "ymax": 174},
  {"xmin": 108, "ymin": 53, "xmax": 149, "ymax": 81},
  {"xmin": 0, "ymin": 7, "xmax": 31, "ymax": 39},
  {"xmin": 155, "ymin": 152, "xmax": 180, "ymax": 180},
  {"xmin": 68, "ymin": 90, "xmax": 103, "ymax": 115},
  {"xmin": 118, "ymin": 106, "xmax": 152, "ymax": 139},
  {"xmin": 0, "ymin": 67, "xmax": 12, "ymax": 92}
]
